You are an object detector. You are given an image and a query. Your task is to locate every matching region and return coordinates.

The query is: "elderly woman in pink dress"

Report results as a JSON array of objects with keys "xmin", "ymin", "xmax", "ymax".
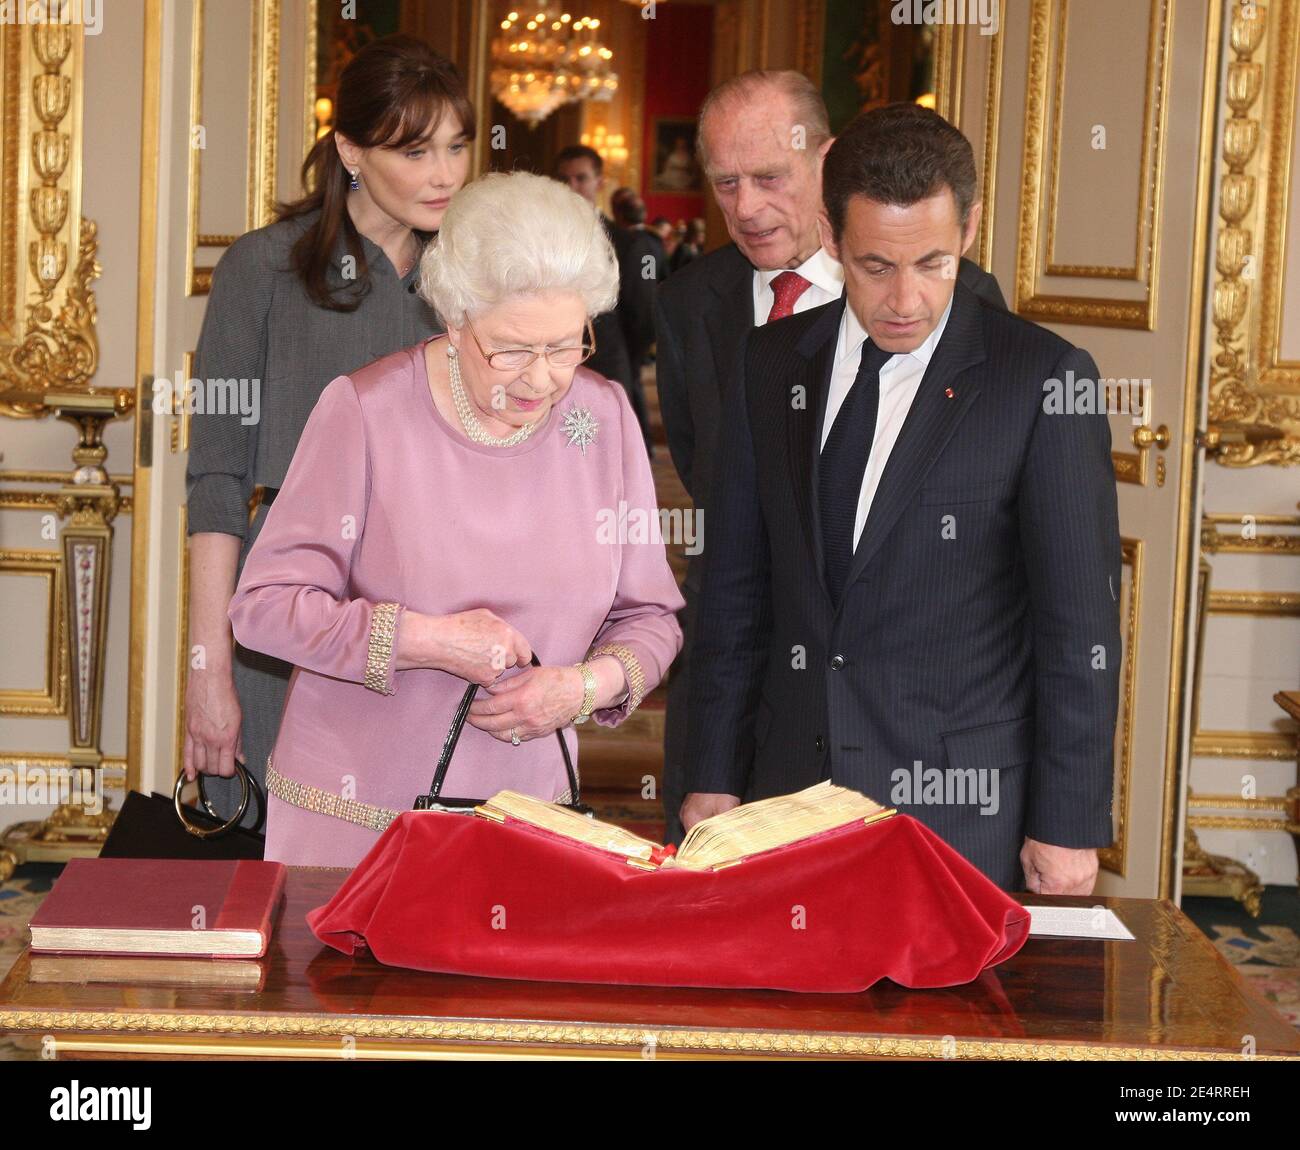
[{"xmin": 225, "ymin": 171, "xmax": 684, "ymax": 868}]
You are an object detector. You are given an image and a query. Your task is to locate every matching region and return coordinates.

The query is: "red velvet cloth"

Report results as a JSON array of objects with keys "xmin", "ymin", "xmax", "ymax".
[{"xmin": 307, "ymin": 811, "xmax": 1030, "ymax": 992}]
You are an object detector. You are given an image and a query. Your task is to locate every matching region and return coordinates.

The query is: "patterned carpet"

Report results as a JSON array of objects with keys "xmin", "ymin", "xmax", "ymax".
[
  {"xmin": 1183, "ymin": 888, "xmax": 1300, "ymax": 1027},
  {"xmin": 0, "ymin": 864, "xmax": 60, "ymax": 1061}
]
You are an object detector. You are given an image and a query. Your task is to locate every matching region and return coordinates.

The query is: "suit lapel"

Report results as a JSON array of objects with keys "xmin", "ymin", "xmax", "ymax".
[
  {"xmin": 841, "ymin": 282, "xmax": 988, "ymax": 596},
  {"xmin": 788, "ymin": 295, "xmax": 847, "ymax": 604},
  {"xmin": 703, "ymin": 245, "xmax": 755, "ymax": 399}
]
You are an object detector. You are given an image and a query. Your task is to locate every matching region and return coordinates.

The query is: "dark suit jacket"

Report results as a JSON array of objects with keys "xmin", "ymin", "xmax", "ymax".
[
  {"xmin": 684, "ymin": 280, "xmax": 1121, "ymax": 889},
  {"xmin": 587, "ymin": 216, "xmax": 634, "ymax": 391},
  {"xmin": 654, "ymin": 243, "xmax": 1008, "ymax": 844},
  {"xmin": 655, "ymin": 243, "xmax": 1007, "ymax": 592},
  {"xmin": 611, "ymin": 225, "xmax": 663, "ymax": 371}
]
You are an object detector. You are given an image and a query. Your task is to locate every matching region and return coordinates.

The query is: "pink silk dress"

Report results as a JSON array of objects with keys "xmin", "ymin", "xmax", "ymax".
[{"xmin": 227, "ymin": 336, "xmax": 685, "ymax": 868}]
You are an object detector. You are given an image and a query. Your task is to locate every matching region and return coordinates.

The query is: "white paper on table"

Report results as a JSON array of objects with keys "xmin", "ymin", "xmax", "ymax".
[{"xmin": 1025, "ymin": 906, "xmax": 1135, "ymax": 940}]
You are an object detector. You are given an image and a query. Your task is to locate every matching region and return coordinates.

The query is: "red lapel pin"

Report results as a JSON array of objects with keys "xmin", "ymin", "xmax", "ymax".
[{"xmin": 944, "ymin": 387, "xmax": 956, "ymax": 399}]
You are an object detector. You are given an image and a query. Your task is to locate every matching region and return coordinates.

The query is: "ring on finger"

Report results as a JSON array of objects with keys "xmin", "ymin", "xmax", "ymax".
[{"xmin": 510, "ymin": 727, "xmax": 521, "ymax": 746}]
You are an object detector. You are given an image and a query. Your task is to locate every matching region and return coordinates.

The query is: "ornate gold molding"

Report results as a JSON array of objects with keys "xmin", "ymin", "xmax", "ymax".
[
  {"xmin": 1100, "ymin": 538, "xmax": 1142, "ymax": 877},
  {"xmin": 1014, "ymin": 0, "xmax": 1171, "ymax": 330},
  {"xmin": 1192, "ymin": 730, "xmax": 1294, "ymax": 759},
  {"xmin": 1189, "ymin": 813, "xmax": 1300, "ymax": 831},
  {"xmin": 1201, "ymin": 511, "xmax": 1300, "ymax": 553},
  {"xmin": 1207, "ymin": 0, "xmax": 1300, "ymax": 465},
  {"xmin": 250, "ymin": 0, "xmax": 281, "ymax": 229},
  {"xmin": 1044, "ymin": 0, "xmax": 1165, "ymax": 281},
  {"xmin": 0, "ymin": 468, "xmax": 131, "ymax": 515},
  {"xmin": 0, "ymin": 755, "xmax": 126, "ymax": 781},
  {"xmin": 976, "ymin": 0, "xmax": 1006, "ymax": 270},
  {"xmin": 1189, "ymin": 793, "xmax": 1293, "ymax": 811},
  {"xmin": 1206, "ymin": 588, "xmax": 1300, "ymax": 614},
  {"xmin": 0, "ymin": 548, "xmax": 66, "ymax": 716},
  {"xmin": 934, "ymin": 12, "xmax": 966, "ymax": 126},
  {"xmin": 0, "ymin": 1009, "xmax": 1294, "ymax": 1060},
  {"xmin": 0, "ymin": 19, "xmax": 98, "ymax": 415}
]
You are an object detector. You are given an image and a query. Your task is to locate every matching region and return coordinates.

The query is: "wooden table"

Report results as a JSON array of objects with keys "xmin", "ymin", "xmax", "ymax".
[{"xmin": 1, "ymin": 867, "xmax": 1297, "ymax": 1060}]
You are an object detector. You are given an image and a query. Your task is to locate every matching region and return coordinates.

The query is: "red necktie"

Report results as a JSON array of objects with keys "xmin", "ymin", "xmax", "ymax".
[{"xmin": 766, "ymin": 271, "xmax": 812, "ymax": 322}]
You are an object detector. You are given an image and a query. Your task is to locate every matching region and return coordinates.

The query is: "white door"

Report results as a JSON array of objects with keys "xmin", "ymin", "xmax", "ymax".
[
  {"xmin": 940, "ymin": 0, "xmax": 1220, "ymax": 897},
  {"xmin": 134, "ymin": 0, "xmax": 314, "ymax": 798}
]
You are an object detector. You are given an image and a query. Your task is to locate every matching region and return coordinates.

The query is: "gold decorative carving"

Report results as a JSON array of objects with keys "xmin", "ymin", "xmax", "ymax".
[
  {"xmin": 1207, "ymin": 0, "xmax": 1300, "ymax": 465},
  {"xmin": 1201, "ymin": 511, "xmax": 1300, "ymax": 553},
  {"xmin": 1206, "ymin": 588, "xmax": 1300, "ymax": 615},
  {"xmin": 0, "ymin": 1008, "xmax": 1295, "ymax": 1060},
  {"xmin": 1193, "ymin": 730, "xmax": 1295, "ymax": 760},
  {"xmin": 0, "ymin": 17, "xmax": 97, "ymax": 415},
  {"xmin": 0, "ymin": 754, "xmax": 125, "ymax": 780},
  {"xmin": 1189, "ymin": 813, "xmax": 1299, "ymax": 831},
  {"xmin": 1189, "ymin": 793, "xmax": 1293, "ymax": 811}
]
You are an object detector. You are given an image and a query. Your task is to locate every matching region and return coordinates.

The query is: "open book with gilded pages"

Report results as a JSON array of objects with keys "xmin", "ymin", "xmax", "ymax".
[{"xmin": 473, "ymin": 780, "xmax": 896, "ymax": 870}]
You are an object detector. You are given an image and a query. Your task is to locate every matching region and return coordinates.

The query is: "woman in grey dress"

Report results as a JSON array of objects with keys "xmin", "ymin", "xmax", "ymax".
[{"xmin": 183, "ymin": 35, "xmax": 474, "ymax": 828}]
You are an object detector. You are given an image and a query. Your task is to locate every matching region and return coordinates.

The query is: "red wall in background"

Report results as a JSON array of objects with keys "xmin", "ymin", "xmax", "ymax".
[{"xmin": 640, "ymin": 3, "xmax": 713, "ymax": 225}]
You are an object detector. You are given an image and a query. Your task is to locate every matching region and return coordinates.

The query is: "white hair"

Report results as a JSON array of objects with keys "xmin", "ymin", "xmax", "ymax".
[{"xmin": 418, "ymin": 171, "xmax": 620, "ymax": 327}]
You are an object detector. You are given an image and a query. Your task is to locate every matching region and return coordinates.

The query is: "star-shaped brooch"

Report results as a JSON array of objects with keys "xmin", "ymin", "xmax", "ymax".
[{"xmin": 561, "ymin": 406, "xmax": 599, "ymax": 455}]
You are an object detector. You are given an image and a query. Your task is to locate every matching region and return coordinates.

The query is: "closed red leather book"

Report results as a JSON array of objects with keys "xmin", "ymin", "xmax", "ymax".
[{"xmin": 28, "ymin": 858, "xmax": 286, "ymax": 958}]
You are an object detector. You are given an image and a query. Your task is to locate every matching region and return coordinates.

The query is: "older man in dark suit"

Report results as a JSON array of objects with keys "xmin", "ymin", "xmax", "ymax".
[
  {"xmin": 656, "ymin": 71, "xmax": 1007, "ymax": 844},
  {"xmin": 682, "ymin": 103, "xmax": 1120, "ymax": 893}
]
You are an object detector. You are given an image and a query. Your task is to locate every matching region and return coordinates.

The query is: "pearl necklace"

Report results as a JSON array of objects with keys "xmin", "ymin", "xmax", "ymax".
[{"xmin": 447, "ymin": 348, "xmax": 540, "ymax": 447}]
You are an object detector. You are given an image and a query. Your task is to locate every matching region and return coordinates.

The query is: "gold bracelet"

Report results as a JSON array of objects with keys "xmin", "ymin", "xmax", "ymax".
[
  {"xmin": 571, "ymin": 662, "xmax": 598, "ymax": 725},
  {"xmin": 588, "ymin": 642, "xmax": 646, "ymax": 715},
  {"xmin": 364, "ymin": 601, "xmax": 402, "ymax": 694}
]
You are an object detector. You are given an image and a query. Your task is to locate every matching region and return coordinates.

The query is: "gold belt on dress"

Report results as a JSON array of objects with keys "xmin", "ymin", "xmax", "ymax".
[{"xmin": 265, "ymin": 755, "xmax": 403, "ymax": 834}]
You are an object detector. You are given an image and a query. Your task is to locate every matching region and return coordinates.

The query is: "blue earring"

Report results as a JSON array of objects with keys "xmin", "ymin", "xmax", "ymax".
[{"xmin": 349, "ymin": 169, "xmax": 360, "ymax": 191}]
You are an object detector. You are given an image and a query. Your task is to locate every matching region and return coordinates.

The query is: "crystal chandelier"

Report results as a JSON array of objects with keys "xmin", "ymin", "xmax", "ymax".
[{"xmin": 491, "ymin": 8, "xmax": 618, "ymax": 125}]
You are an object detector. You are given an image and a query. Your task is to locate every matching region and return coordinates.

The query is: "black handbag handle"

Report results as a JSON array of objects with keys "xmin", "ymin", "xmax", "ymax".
[{"xmin": 422, "ymin": 653, "xmax": 584, "ymax": 808}]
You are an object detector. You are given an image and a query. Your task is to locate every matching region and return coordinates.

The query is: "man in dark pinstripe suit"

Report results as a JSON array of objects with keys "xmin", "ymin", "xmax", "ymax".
[{"xmin": 683, "ymin": 104, "xmax": 1121, "ymax": 893}]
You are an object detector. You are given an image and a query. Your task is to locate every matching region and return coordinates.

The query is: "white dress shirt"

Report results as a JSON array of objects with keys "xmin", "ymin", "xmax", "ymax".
[
  {"xmin": 752, "ymin": 246, "xmax": 844, "ymax": 324},
  {"xmin": 820, "ymin": 295, "xmax": 954, "ymax": 551}
]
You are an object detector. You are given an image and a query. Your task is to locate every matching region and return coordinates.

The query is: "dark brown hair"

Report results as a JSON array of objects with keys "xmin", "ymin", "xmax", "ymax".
[
  {"xmin": 822, "ymin": 103, "xmax": 976, "ymax": 241},
  {"xmin": 276, "ymin": 34, "xmax": 476, "ymax": 311},
  {"xmin": 553, "ymin": 144, "xmax": 604, "ymax": 176}
]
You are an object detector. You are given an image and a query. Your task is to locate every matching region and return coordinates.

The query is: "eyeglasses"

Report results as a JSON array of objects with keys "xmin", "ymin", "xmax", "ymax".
[{"xmin": 464, "ymin": 319, "xmax": 596, "ymax": 371}]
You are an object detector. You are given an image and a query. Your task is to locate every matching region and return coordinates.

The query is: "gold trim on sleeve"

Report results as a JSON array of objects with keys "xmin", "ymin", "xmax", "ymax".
[
  {"xmin": 588, "ymin": 642, "xmax": 645, "ymax": 715},
  {"xmin": 363, "ymin": 601, "xmax": 401, "ymax": 695}
]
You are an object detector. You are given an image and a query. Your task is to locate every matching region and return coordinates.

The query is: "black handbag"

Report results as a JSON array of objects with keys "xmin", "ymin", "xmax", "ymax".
[
  {"xmin": 105, "ymin": 788, "xmax": 265, "ymax": 860},
  {"xmin": 414, "ymin": 653, "xmax": 593, "ymax": 816}
]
